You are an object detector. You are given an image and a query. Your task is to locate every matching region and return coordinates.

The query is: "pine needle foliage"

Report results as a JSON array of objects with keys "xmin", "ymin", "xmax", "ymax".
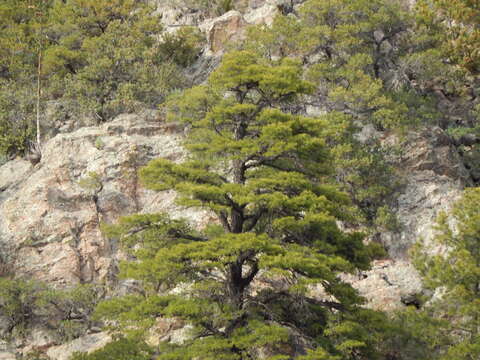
[
  {"xmin": 96, "ymin": 50, "xmax": 384, "ymax": 359},
  {"xmin": 0, "ymin": 0, "xmax": 204, "ymax": 156},
  {"xmin": 417, "ymin": 0, "xmax": 480, "ymax": 75},
  {"xmin": 412, "ymin": 187, "xmax": 480, "ymax": 359}
]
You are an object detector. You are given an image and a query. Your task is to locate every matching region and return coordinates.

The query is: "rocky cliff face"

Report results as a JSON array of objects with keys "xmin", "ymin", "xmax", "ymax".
[
  {"xmin": 0, "ymin": 0, "xmax": 471, "ymax": 358},
  {"xmin": 344, "ymin": 127, "xmax": 469, "ymax": 310}
]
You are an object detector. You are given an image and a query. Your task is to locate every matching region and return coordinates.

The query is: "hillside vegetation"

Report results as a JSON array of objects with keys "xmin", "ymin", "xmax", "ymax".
[{"xmin": 0, "ymin": 0, "xmax": 479, "ymax": 359}]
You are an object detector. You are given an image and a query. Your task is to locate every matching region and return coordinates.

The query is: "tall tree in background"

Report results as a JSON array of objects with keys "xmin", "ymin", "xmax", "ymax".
[
  {"xmin": 32, "ymin": 0, "xmax": 52, "ymax": 156},
  {"xmin": 96, "ymin": 51, "xmax": 384, "ymax": 359}
]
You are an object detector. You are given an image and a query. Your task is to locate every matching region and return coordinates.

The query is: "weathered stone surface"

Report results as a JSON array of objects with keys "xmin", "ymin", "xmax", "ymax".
[
  {"xmin": 46, "ymin": 332, "xmax": 111, "ymax": 360},
  {"xmin": 0, "ymin": 158, "xmax": 31, "ymax": 192},
  {"xmin": 244, "ymin": 1, "xmax": 279, "ymax": 25},
  {"xmin": 0, "ymin": 113, "xmax": 206, "ymax": 287},
  {"xmin": 0, "ymin": 353, "xmax": 15, "ymax": 360},
  {"xmin": 344, "ymin": 260, "xmax": 423, "ymax": 310},
  {"xmin": 346, "ymin": 127, "xmax": 468, "ymax": 310},
  {"xmin": 201, "ymin": 10, "xmax": 247, "ymax": 54},
  {"xmin": 382, "ymin": 127, "xmax": 469, "ymax": 257},
  {"xmin": 0, "ymin": 341, "xmax": 15, "ymax": 360},
  {"xmin": 146, "ymin": 318, "xmax": 194, "ymax": 347}
]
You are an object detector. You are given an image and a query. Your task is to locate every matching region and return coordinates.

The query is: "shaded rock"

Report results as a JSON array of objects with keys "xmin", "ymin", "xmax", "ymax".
[{"xmin": 382, "ymin": 127, "xmax": 469, "ymax": 257}]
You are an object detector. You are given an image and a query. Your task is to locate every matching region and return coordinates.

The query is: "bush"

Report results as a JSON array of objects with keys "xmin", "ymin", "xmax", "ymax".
[
  {"xmin": 70, "ymin": 338, "xmax": 153, "ymax": 360},
  {"xmin": 0, "ymin": 278, "xmax": 101, "ymax": 340},
  {"xmin": 0, "ymin": 79, "xmax": 37, "ymax": 157}
]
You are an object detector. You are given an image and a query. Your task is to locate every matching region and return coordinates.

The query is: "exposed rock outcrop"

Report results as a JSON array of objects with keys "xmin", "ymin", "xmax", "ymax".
[
  {"xmin": 0, "ymin": 112, "xmax": 212, "ymax": 288},
  {"xmin": 201, "ymin": 10, "xmax": 247, "ymax": 54},
  {"xmin": 156, "ymin": 0, "xmax": 305, "ymax": 55},
  {"xmin": 46, "ymin": 332, "xmax": 111, "ymax": 360},
  {"xmin": 345, "ymin": 127, "xmax": 469, "ymax": 310}
]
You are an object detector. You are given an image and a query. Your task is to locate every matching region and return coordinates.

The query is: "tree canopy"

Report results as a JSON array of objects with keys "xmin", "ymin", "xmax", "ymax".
[{"xmin": 96, "ymin": 49, "xmax": 385, "ymax": 359}]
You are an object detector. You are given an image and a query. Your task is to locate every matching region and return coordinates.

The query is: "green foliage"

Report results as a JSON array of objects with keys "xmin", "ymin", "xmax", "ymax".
[
  {"xmin": 411, "ymin": 187, "xmax": 480, "ymax": 359},
  {"xmin": 244, "ymin": 0, "xmax": 419, "ymax": 130},
  {"xmin": 0, "ymin": 0, "xmax": 204, "ymax": 157},
  {"xmin": 417, "ymin": 0, "xmax": 480, "ymax": 75},
  {"xmin": 0, "ymin": 278, "xmax": 101, "ymax": 341},
  {"xmin": 70, "ymin": 338, "xmax": 153, "ymax": 360},
  {"xmin": 242, "ymin": 0, "xmax": 479, "ymax": 134},
  {"xmin": 167, "ymin": 0, "xmax": 235, "ymax": 17},
  {"xmin": 49, "ymin": 0, "xmax": 180, "ymax": 122},
  {"xmin": 412, "ymin": 0, "xmax": 480, "ymax": 134},
  {"xmin": 374, "ymin": 307, "xmax": 449, "ymax": 360},
  {"xmin": 0, "ymin": 79, "xmax": 37, "ymax": 156},
  {"xmin": 95, "ymin": 50, "xmax": 385, "ymax": 359},
  {"xmin": 329, "ymin": 124, "xmax": 400, "ymax": 227},
  {"xmin": 157, "ymin": 27, "xmax": 205, "ymax": 67}
]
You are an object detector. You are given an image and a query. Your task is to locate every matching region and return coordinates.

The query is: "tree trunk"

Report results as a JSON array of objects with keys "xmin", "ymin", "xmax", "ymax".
[{"xmin": 36, "ymin": 50, "xmax": 42, "ymax": 153}]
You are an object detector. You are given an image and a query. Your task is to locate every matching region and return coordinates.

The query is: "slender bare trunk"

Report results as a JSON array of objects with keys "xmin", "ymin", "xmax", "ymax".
[{"xmin": 36, "ymin": 50, "xmax": 41, "ymax": 152}]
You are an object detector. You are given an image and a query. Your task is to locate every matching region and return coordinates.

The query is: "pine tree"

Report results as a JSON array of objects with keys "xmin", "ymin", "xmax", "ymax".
[
  {"xmin": 417, "ymin": 0, "xmax": 480, "ymax": 75},
  {"xmin": 244, "ymin": 0, "xmax": 417, "ymax": 130},
  {"xmin": 413, "ymin": 187, "xmax": 480, "ymax": 359},
  {"xmin": 95, "ymin": 50, "xmax": 384, "ymax": 359},
  {"xmin": 43, "ymin": 0, "xmax": 178, "ymax": 122},
  {"xmin": 0, "ymin": 0, "xmax": 205, "ymax": 157},
  {"xmin": 243, "ymin": 0, "xmax": 410, "ymax": 228}
]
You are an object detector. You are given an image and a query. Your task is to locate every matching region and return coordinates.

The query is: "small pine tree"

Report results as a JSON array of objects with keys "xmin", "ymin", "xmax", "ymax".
[{"xmin": 413, "ymin": 187, "xmax": 480, "ymax": 359}]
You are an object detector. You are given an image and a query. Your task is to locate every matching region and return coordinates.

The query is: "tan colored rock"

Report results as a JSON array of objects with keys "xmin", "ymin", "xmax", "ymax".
[
  {"xmin": 46, "ymin": 332, "xmax": 111, "ymax": 360},
  {"xmin": 146, "ymin": 317, "xmax": 187, "ymax": 346},
  {"xmin": 0, "ymin": 113, "xmax": 208, "ymax": 287},
  {"xmin": 244, "ymin": 0, "xmax": 306, "ymax": 26},
  {"xmin": 381, "ymin": 127, "xmax": 468, "ymax": 257},
  {"xmin": 201, "ymin": 11, "xmax": 246, "ymax": 54},
  {"xmin": 0, "ymin": 341, "xmax": 15, "ymax": 360},
  {"xmin": 244, "ymin": 1, "xmax": 279, "ymax": 25},
  {"xmin": 0, "ymin": 352, "xmax": 15, "ymax": 360},
  {"xmin": 0, "ymin": 158, "xmax": 31, "ymax": 191},
  {"xmin": 344, "ymin": 260, "xmax": 423, "ymax": 311},
  {"xmin": 345, "ymin": 127, "xmax": 468, "ymax": 310}
]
